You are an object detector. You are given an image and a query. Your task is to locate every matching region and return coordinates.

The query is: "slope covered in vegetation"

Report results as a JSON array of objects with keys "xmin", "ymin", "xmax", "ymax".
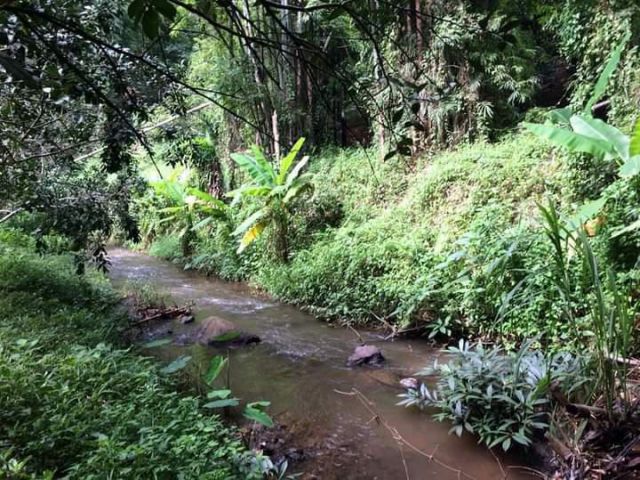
[{"xmin": 145, "ymin": 130, "xmax": 637, "ymax": 348}]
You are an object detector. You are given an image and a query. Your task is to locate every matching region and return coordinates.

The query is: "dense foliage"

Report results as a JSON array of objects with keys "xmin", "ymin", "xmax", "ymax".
[
  {"xmin": 2, "ymin": 0, "xmax": 640, "ymax": 477},
  {"xmin": 398, "ymin": 340, "xmax": 585, "ymax": 451},
  {"xmin": 0, "ymin": 231, "xmax": 263, "ymax": 479}
]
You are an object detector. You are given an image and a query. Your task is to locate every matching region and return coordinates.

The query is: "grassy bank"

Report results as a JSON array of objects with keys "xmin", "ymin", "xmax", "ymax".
[
  {"xmin": 143, "ymin": 131, "xmax": 639, "ymax": 347},
  {"xmin": 0, "ymin": 230, "xmax": 260, "ymax": 479}
]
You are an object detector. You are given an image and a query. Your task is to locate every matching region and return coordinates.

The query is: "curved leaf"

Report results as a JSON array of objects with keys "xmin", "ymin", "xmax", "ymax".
[
  {"xmin": 230, "ymin": 152, "xmax": 272, "ymax": 186},
  {"xmin": 238, "ymin": 221, "xmax": 267, "ymax": 253},
  {"xmin": 277, "ymin": 137, "xmax": 306, "ymax": 184},
  {"xmin": 283, "ymin": 180, "xmax": 313, "ymax": 205},
  {"xmin": 620, "ymin": 156, "xmax": 640, "ymax": 178},
  {"xmin": 569, "ymin": 116, "xmax": 629, "ymax": 161},
  {"xmin": 524, "ymin": 122, "xmax": 613, "ymax": 158},
  {"xmin": 187, "ymin": 188, "xmax": 226, "ymax": 210},
  {"xmin": 233, "ymin": 209, "xmax": 268, "ymax": 236},
  {"xmin": 205, "ymin": 356, "xmax": 227, "ymax": 385},
  {"xmin": 585, "ymin": 32, "xmax": 630, "ymax": 113},
  {"xmin": 285, "ymin": 155, "xmax": 310, "ymax": 188},
  {"xmin": 160, "ymin": 355, "xmax": 192, "ymax": 374},
  {"xmin": 203, "ymin": 398, "xmax": 240, "ymax": 409}
]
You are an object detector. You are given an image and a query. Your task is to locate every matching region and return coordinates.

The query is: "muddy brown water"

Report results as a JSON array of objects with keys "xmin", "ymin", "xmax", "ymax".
[{"xmin": 109, "ymin": 249, "xmax": 537, "ymax": 480}]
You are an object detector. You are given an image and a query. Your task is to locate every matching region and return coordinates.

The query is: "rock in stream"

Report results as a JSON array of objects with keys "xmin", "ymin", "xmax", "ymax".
[
  {"xmin": 347, "ymin": 344, "xmax": 385, "ymax": 367},
  {"xmin": 194, "ymin": 316, "xmax": 260, "ymax": 347}
]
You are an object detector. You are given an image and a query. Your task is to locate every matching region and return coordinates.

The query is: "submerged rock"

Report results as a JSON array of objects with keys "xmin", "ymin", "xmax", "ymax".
[
  {"xmin": 194, "ymin": 316, "xmax": 260, "ymax": 346},
  {"xmin": 347, "ymin": 344, "xmax": 385, "ymax": 367}
]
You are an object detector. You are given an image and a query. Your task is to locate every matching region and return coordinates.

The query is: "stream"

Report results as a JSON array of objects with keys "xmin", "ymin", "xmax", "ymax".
[{"xmin": 109, "ymin": 248, "xmax": 536, "ymax": 480}]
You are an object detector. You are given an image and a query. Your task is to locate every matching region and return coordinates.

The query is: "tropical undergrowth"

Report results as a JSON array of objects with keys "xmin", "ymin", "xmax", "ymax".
[
  {"xmin": 140, "ymin": 131, "xmax": 640, "ymax": 348},
  {"xmin": 0, "ymin": 229, "xmax": 265, "ymax": 479}
]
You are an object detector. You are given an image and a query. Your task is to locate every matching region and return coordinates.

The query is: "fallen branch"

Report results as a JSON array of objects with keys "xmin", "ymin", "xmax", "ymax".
[
  {"xmin": 0, "ymin": 208, "xmax": 23, "ymax": 224},
  {"xmin": 347, "ymin": 324, "xmax": 364, "ymax": 345},
  {"xmin": 134, "ymin": 306, "xmax": 190, "ymax": 325},
  {"xmin": 607, "ymin": 354, "xmax": 640, "ymax": 368},
  {"xmin": 334, "ymin": 387, "xmax": 483, "ymax": 480}
]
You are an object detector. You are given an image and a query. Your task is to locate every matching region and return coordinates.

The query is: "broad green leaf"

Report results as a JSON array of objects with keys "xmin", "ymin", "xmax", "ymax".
[
  {"xmin": 547, "ymin": 107, "xmax": 572, "ymax": 125},
  {"xmin": 205, "ymin": 356, "xmax": 227, "ymax": 385},
  {"xmin": 192, "ymin": 217, "xmax": 215, "ymax": 230},
  {"xmin": 155, "ymin": 0, "xmax": 177, "ymax": 19},
  {"xmin": 285, "ymin": 155, "xmax": 310, "ymax": 187},
  {"xmin": 569, "ymin": 115, "xmax": 629, "ymax": 161},
  {"xmin": 630, "ymin": 118, "xmax": 640, "ymax": 157},
  {"xmin": 186, "ymin": 188, "xmax": 226, "ymax": 210},
  {"xmin": 157, "ymin": 206, "xmax": 183, "ymax": 214},
  {"xmin": 619, "ymin": 156, "xmax": 640, "ymax": 177},
  {"xmin": 207, "ymin": 389, "xmax": 232, "ymax": 399},
  {"xmin": 127, "ymin": 0, "xmax": 146, "ymax": 22},
  {"xmin": 250, "ymin": 145, "xmax": 277, "ymax": 183},
  {"xmin": 282, "ymin": 180, "xmax": 313, "ymax": 205},
  {"xmin": 230, "ymin": 152, "xmax": 272, "ymax": 185},
  {"xmin": 231, "ymin": 185, "xmax": 271, "ymax": 198},
  {"xmin": 143, "ymin": 338, "xmax": 172, "ymax": 348},
  {"xmin": 203, "ymin": 398, "xmax": 240, "ymax": 409},
  {"xmin": 277, "ymin": 137, "xmax": 306, "ymax": 184},
  {"xmin": 524, "ymin": 122, "xmax": 613, "ymax": 158},
  {"xmin": 160, "ymin": 355, "xmax": 192, "ymax": 374},
  {"xmin": 585, "ymin": 32, "xmax": 630, "ymax": 113},
  {"xmin": 243, "ymin": 402, "xmax": 273, "ymax": 427},
  {"xmin": 142, "ymin": 9, "xmax": 160, "ymax": 38}
]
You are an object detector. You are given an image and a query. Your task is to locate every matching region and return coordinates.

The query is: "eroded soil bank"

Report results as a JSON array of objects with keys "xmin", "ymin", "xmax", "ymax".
[{"xmin": 110, "ymin": 248, "xmax": 538, "ymax": 480}]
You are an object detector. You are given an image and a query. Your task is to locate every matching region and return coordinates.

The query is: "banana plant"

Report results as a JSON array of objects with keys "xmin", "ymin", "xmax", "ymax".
[
  {"xmin": 524, "ymin": 33, "xmax": 640, "ymax": 236},
  {"xmin": 152, "ymin": 179, "xmax": 227, "ymax": 257},
  {"xmin": 228, "ymin": 137, "xmax": 313, "ymax": 261}
]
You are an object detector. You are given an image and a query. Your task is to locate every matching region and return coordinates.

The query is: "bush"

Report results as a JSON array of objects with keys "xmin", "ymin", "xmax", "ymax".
[
  {"xmin": 148, "ymin": 235, "xmax": 182, "ymax": 261},
  {"xmin": 399, "ymin": 340, "xmax": 586, "ymax": 451},
  {"xmin": 0, "ymin": 236, "xmax": 257, "ymax": 479}
]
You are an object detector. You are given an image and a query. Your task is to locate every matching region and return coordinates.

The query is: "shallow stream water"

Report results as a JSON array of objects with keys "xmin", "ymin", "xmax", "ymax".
[{"xmin": 109, "ymin": 248, "xmax": 535, "ymax": 480}]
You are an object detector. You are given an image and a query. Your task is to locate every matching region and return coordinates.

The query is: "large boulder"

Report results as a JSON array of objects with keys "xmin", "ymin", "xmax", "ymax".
[
  {"xmin": 347, "ymin": 344, "xmax": 385, "ymax": 367},
  {"xmin": 194, "ymin": 316, "xmax": 260, "ymax": 346}
]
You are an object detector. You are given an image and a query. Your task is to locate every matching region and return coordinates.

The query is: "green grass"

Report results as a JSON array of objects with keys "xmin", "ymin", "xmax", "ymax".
[{"xmin": 0, "ymin": 231, "xmax": 255, "ymax": 479}]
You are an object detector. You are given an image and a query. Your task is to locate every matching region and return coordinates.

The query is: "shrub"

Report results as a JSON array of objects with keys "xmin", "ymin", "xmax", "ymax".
[
  {"xmin": 148, "ymin": 235, "xmax": 182, "ymax": 261},
  {"xmin": 399, "ymin": 340, "xmax": 586, "ymax": 451},
  {"xmin": 0, "ymin": 235, "xmax": 259, "ymax": 479}
]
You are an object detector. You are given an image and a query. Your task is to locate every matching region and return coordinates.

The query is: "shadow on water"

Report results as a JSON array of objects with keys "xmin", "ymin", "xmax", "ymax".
[{"xmin": 109, "ymin": 248, "xmax": 538, "ymax": 480}]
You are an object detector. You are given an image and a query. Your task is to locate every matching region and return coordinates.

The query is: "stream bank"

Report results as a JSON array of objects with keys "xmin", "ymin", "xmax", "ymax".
[{"xmin": 110, "ymin": 248, "xmax": 538, "ymax": 480}]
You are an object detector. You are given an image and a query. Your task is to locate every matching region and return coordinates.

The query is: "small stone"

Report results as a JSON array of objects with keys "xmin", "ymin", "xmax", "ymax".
[
  {"xmin": 399, "ymin": 377, "xmax": 419, "ymax": 390},
  {"xmin": 347, "ymin": 344, "xmax": 385, "ymax": 367}
]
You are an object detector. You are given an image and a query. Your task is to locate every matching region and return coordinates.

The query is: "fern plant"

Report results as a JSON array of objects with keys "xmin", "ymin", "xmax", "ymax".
[{"xmin": 229, "ymin": 138, "xmax": 313, "ymax": 261}]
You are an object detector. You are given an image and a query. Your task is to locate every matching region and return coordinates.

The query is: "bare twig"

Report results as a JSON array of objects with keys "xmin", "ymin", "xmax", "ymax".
[
  {"xmin": 134, "ymin": 306, "xmax": 190, "ymax": 325},
  {"xmin": 334, "ymin": 387, "xmax": 479, "ymax": 480},
  {"xmin": 0, "ymin": 208, "xmax": 23, "ymax": 224}
]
